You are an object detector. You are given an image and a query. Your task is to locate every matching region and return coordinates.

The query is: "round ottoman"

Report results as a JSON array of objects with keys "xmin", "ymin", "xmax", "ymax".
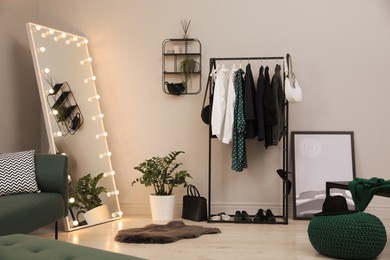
[{"xmin": 308, "ymin": 212, "xmax": 387, "ymax": 259}]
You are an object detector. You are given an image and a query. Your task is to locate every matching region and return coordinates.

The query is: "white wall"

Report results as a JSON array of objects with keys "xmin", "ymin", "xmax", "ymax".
[
  {"xmin": 0, "ymin": 0, "xmax": 42, "ymax": 153},
  {"xmin": 31, "ymin": 0, "xmax": 390, "ymax": 217}
]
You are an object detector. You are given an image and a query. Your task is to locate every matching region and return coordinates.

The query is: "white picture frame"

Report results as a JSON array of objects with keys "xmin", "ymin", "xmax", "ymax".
[{"xmin": 291, "ymin": 131, "xmax": 356, "ymax": 219}]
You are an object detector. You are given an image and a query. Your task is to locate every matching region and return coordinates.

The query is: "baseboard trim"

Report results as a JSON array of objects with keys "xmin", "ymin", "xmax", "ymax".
[
  {"xmin": 120, "ymin": 203, "xmax": 390, "ymax": 220},
  {"xmin": 120, "ymin": 202, "xmax": 286, "ymax": 217}
]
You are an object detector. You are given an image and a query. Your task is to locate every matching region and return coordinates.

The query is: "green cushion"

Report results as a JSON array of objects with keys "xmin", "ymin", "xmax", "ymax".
[
  {"xmin": 0, "ymin": 193, "xmax": 64, "ymax": 235},
  {"xmin": 35, "ymin": 154, "xmax": 68, "ymax": 214},
  {"xmin": 0, "ymin": 234, "xmax": 144, "ymax": 260},
  {"xmin": 308, "ymin": 212, "xmax": 387, "ymax": 259}
]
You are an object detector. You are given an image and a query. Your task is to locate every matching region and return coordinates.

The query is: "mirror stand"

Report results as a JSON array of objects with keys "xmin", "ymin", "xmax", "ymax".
[{"xmin": 26, "ymin": 22, "xmax": 122, "ymax": 231}]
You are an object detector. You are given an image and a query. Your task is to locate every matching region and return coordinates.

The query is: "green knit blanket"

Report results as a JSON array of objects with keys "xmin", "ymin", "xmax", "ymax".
[{"xmin": 348, "ymin": 177, "xmax": 390, "ymax": 211}]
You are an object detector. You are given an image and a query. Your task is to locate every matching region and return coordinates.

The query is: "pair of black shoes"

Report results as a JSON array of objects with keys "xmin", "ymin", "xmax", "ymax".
[
  {"xmin": 253, "ymin": 209, "xmax": 275, "ymax": 223},
  {"xmin": 234, "ymin": 210, "xmax": 251, "ymax": 222}
]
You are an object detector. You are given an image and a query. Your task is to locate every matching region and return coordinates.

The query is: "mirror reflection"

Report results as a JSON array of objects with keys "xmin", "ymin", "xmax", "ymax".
[{"xmin": 26, "ymin": 22, "xmax": 122, "ymax": 231}]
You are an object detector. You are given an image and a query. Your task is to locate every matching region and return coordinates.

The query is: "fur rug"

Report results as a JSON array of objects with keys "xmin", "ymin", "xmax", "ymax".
[{"xmin": 115, "ymin": 220, "xmax": 221, "ymax": 244}]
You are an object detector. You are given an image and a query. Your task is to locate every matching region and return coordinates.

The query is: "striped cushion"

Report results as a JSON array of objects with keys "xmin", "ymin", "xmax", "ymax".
[{"xmin": 0, "ymin": 150, "xmax": 40, "ymax": 196}]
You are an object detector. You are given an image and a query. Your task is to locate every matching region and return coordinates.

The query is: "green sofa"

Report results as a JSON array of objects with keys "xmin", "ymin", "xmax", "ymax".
[
  {"xmin": 0, "ymin": 154, "xmax": 68, "ymax": 238},
  {"xmin": 0, "ymin": 234, "xmax": 143, "ymax": 259}
]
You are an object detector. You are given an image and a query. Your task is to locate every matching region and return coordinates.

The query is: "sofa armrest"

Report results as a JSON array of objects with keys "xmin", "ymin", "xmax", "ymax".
[{"xmin": 34, "ymin": 154, "xmax": 68, "ymax": 214}]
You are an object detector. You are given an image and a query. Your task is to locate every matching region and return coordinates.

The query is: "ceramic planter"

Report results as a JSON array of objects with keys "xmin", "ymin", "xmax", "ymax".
[
  {"xmin": 149, "ymin": 194, "xmax": 175, "ymax": 222},
  {"xmin": 83, "ymin": 204, "xmax": 110, "ymax": 225}
]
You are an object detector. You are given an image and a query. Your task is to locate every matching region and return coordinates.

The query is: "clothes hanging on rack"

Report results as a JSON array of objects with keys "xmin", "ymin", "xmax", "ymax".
[
  {"xmin": 243, "ymin": 63, "xmax": 257, "ymax": 139},
  {"xmin": 255, "ymin": 66, "xmax": 266, "ymax": 141},
  {"xmin": 221, "ymin": 66, "xmax": 238, "ymax": 144},
  {"xmin": 270, "ymin": 64, "xmax": 285, "ymax": 146},
  {"xmin": 211, "ymin": 66, "xmax": 230, "ymax": 140},
  {"xmin": 206, "ymin": 56, "xmax": 289, "ymax": 224},
  {"xmin": 208, "ymin": 59, "xmax": 285, "ymax": 153},
  {"xmin": 263, "ymin": 66, "xmax": 277, "ymax": 148},
  {"xmin": 231, "ymin": 68, "xmax": 247, "ymax": 172}
]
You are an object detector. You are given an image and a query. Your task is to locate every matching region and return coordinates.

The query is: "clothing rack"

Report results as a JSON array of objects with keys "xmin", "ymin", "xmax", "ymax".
[{"xmin": 206, "ymin": 56, "xmax": 289, "ymax": 224}]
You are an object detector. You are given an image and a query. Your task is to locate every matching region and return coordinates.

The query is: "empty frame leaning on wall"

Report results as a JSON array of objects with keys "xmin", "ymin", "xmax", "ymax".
[{"xmin": 291, "ymin": 131, "xmax": 356, "ymax": 220}]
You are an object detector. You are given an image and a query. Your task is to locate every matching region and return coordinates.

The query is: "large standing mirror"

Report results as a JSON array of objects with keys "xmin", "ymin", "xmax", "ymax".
[
  {"xmin": 291, "ymin": 131, "xmax": 356, "ymax": 220},
  {"xmin": 26, "ymin": 23, "xmax": 122, "ymax": 231}
]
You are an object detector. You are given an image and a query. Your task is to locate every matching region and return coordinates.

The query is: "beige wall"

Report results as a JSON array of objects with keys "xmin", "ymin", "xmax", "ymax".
[
  {"xmin": 0, "ymin": 0, "xmax": 42, "ymax": 153},
  {"xmin": 5, "ymin": 0, "xmax": 390, "ymax": 216}
]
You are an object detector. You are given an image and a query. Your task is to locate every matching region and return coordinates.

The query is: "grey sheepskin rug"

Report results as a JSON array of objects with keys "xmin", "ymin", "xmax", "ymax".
[{"xmin": 115, "ymin": 220, "xmax": 221, "ymax": 244}]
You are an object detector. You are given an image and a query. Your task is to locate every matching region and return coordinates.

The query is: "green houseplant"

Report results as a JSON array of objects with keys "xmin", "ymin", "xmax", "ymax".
[
  {"xmin": 132, "ymin": 151, "xmax": 192, "ymax": 221},
  {"xmin": 70, "ymin": 173, "xmax": 110, "ymax": 225},
  {"xmin": 179, "ymin": 58, "xmax": 199, "ymax": 88},
  {"xmin": 132, "ymin": 151, "xmax": 192, "ymax": 195},
  {"xmin": 71, "ymin": 173, "xmax": 106, "ymax": 211}
]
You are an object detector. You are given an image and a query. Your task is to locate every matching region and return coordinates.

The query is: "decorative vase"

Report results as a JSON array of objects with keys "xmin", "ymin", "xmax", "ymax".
[
  {"xmin": 83, "ymin": 204, "xmax": 110, "ymax": 225},
  {"xmin": 149, "ymin": 194, "xmax": 175, "ymax": 223}
]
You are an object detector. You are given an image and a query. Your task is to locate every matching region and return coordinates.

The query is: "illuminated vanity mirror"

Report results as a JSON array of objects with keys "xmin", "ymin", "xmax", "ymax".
[{"xmin": 26, "ymin": 23, "xmax": 122, "ymax": 231}]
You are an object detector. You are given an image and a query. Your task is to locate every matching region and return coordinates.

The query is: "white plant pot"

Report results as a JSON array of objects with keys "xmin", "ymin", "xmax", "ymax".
[
  {"xmin": 149, "ymin": 194, "xmax": 175, "ymax": 223},
  {"xmin": 83, "ymin": 204, "xmax": 110, "ymax": 225}
]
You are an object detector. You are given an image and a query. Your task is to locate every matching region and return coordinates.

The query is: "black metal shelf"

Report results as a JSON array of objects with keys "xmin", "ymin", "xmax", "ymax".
[
  {"xmin": 56, "ymin": 105, "xmax": 77, "ymax": 122},
  {"xmin": 162, "ymin": 38, "xmax": 202, "ymax": 95},
  {"xmin": 51, "ymin": 91, "xmax": 70, "ymax": 109},
  {"xmin": 47, "ymin": 82, "xmax": 84, "ymax": 136}
]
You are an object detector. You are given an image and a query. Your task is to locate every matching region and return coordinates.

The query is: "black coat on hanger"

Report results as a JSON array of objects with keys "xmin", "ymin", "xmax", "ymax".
[
  {"xmin": 256, "ymin": 66, "xmax": 265, "ymax": 141},
  {"xmin": 243, "ymin": 63, "xmax": 257, "ymax": 139},
  {"xmin": 263, "ymin": 66, "xmax": 277, "ymax": 148}
]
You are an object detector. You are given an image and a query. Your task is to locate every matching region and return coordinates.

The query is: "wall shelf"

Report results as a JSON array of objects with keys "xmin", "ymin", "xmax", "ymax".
[
  {"xmin": 162, "ymin": 38, "xmax": 202, "ymax": 95},
  {"xmin": 47, "ymin": 82, "xmax": 84, "ymax": 136}
]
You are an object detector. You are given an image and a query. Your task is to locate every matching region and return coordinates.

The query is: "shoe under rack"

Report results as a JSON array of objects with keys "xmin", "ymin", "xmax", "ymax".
[{"xmin": 208, "ymin": 209, "xmax": 284, "ymax": 224}]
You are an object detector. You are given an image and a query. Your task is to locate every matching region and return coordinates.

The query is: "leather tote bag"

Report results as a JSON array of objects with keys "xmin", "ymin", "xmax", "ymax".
[
  {"xmin": 284, "ymin": 53, "xmax": 303, "ymax": 103},
  {"xmin": 182, "ymin": 184, "xmax": 207, "ymax": 221}
]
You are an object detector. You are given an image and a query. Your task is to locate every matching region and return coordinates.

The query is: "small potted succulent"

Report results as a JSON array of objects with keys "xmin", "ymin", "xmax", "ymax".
[{"xmin": 132, "ymin": 151, "xmax": 192, "ymax": 221}]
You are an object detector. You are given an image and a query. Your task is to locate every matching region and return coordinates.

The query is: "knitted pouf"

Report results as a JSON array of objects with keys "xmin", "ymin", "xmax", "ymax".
[{"xmin": 308, "ymin": 212, "xmax": 387, "ymax": 259}]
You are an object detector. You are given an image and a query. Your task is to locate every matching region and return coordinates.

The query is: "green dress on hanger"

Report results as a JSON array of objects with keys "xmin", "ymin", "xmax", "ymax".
[{"xmin": 231, "ymin": 68, "xmax": 247, "ymax": 172}]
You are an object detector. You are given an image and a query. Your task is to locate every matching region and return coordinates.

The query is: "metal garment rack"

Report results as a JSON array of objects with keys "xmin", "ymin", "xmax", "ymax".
[{"xmin": 206, "ymin": 56, "xmax": 289, "ymax": 224}]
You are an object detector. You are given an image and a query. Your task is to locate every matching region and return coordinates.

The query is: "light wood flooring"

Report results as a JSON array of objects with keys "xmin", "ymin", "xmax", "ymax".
[{"xmin": 34, "ymin": 215, "xmax": 390, "ymax": 260}]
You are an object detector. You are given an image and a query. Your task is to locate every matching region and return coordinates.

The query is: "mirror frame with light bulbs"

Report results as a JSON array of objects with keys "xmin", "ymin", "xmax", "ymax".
[{"xmin": 26, "ymin": 22, "xmax": 122, "ymax": 231}]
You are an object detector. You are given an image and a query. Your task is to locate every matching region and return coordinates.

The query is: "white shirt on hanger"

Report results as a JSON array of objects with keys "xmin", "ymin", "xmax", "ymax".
[
  {"xmin": 211, "ymin": 64, "xmax": 229, "ymax": 139},
  {"xmin": 221, "ymin": 65, "xmax": 238, "ymax": 144}
]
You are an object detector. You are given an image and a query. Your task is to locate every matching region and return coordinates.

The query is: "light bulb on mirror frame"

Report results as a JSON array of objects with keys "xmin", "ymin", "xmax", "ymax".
[
  {"xmin": 53, "ymin": 131, "xmax": 62, "ymax": 137},
  {"xmin": 80, "ymin": 57, "xmax": 92, "ymax": 65},
  {"xmin": 84, "ymin": 75, "xmax": 96, "ymax": 83},
  {"xmin": 66, "ymin": 36, "xmax": 78, "ymax": 44},
  {"xmin": 103, "ymin": 171, "xmax": 115, "ymax": 177},
  {"xmin": 37, "ymin": 47, "xmax": 46, "ymax": 53},
  {"xmin": 96, "ymin": 132, "xmax": 108, "ymax": 139},
  {"xmin": 99, "ymin": 151, "xmax": 112, "ymax": 158},
  {"xmin": 92, "ymin": 113, "xmax": 104, "ymax": 120},
  {"xmin": 88, "ymin": 94, "xmax": 100, "ymax": 102},
  {"xmin": 77, "ymin": 39, "xmax": 89, "ymax": 47}
]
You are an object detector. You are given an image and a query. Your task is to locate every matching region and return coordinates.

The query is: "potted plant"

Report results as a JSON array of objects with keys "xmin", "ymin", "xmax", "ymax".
[
  {"xmin": 179, "ymin": 57, "xmax": 199, "ymax": 89},
  {"xmin": 71, "ymin": 173, "xmax": 110, "ymax": 225},
  {"xmin": 132, "ymin": 151, "xmax": 192, "ymax": 221}
]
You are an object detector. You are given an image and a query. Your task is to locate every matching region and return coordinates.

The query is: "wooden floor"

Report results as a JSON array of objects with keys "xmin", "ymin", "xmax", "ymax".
[{"xmin": 34, "ymin": 215, "xmax": 390, "ymax": 260}]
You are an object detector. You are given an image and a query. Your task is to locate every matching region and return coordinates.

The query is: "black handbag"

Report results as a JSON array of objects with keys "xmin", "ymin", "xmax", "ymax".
[
  {"xmin": 201, "ymin": 73, "xmax": 213, "ymax": 125},
  {"xmin": 165, "ymin": 81, "xmax": 186, "ymax": 95},
  {"xmin": 182, "ymin": 184, "xmax": 207, "ymax": 222}
]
